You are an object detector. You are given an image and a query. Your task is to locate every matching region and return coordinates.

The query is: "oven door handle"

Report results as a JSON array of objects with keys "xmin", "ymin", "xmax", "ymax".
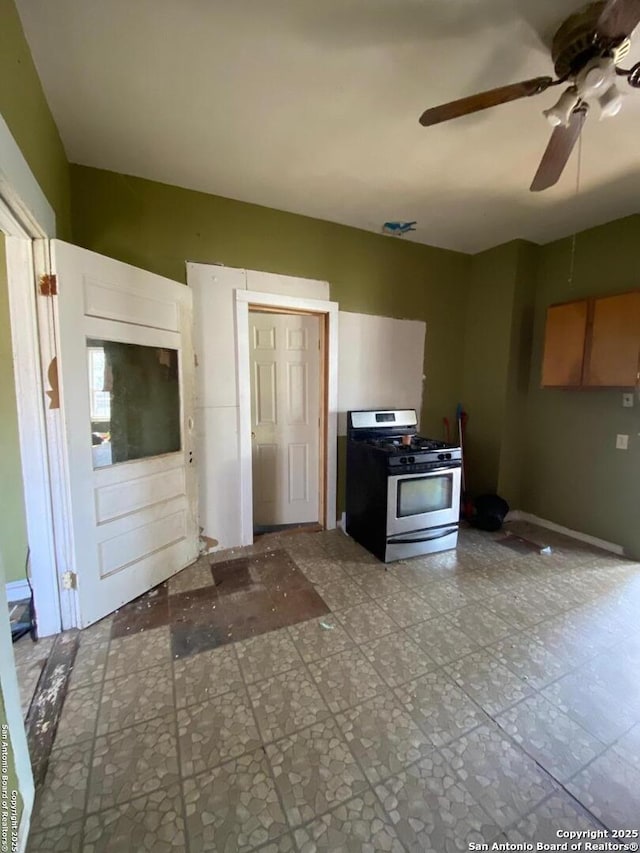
[
  {"xmin": 388, "ymin": 526, "xmax": 457, "ymax": 544},
  {"xmin": 388, "ymin": 464, "xmax": 461, "ymax": 478}
]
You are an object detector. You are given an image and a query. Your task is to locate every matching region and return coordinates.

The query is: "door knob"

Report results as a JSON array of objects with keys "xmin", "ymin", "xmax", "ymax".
[{"xmin": 251, "ymin": 431, "xmax": 256, "ymax": 439}]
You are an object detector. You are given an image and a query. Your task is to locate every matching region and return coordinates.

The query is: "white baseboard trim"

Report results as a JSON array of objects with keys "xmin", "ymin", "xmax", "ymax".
[
  {"xmin": 506, "ymin": 510, "xmax": 624, "ymax": 556},
  {"xmin": 6, "ymin": 579, "xmax": 31, "ymax": 603}
]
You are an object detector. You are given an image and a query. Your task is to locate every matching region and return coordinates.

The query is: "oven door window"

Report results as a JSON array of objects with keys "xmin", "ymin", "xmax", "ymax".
[{"xmin": 397, "ymin": 474, "xmax": 453, "ymax": 517}]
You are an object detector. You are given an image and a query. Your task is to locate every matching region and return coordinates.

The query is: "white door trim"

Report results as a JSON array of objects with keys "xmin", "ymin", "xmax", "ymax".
[
  {"xmin": 4, "ymin": 238, "xmax": 66, "ymax": 636},
  {"xmin": 0, "ymin": 120, "xmax": 63, "ymax": 637},
  {"xmin": 235, "ymin": 289, "xmax": 338, "ymax": 545}
]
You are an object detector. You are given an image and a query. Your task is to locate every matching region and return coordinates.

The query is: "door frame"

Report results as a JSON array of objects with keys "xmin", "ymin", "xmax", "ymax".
[
  {"xmin": 1, "ymin": 116, "xmax": 65, "ymax": 636},
  {"xmin": 235, "ymin": 289, "xmax": 338, "ymax": 545}
]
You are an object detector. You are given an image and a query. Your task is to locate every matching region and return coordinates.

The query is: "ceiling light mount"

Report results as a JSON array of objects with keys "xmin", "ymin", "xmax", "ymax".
[{"xmin": 544, "ymin": 87, "xmax": 580, "ymax": 126}]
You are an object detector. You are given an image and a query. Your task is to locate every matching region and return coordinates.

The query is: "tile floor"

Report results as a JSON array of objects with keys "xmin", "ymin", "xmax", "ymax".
[{"xmin": 21, "ymin": 522, "xmax": 640, "ymax": 851}]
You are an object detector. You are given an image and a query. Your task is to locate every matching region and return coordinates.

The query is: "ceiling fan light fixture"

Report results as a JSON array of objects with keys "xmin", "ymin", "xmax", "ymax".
[
  {"xmin": 598, "ymin": 83, "xmax": 624, "ymax": 118},
  {"xmin": 543, "ymin": 87, "xmax": 580, "ymax": 127}
]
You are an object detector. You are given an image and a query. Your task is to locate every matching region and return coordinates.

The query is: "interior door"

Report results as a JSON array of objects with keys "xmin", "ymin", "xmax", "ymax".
[
  {"xmin": 51, "ymin": 240, "xmax": 198, "ymax": 627},
  {"xmin": 250, "ymin": 311, "xmax": 320, "ymax": 526}
]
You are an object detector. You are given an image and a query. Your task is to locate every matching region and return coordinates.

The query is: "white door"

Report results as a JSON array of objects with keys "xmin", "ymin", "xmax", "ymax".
[
  {"xmin": 250, "ymin": 311, "xmax": 320, "ymax": 526},
  {"xmin": 51, "ymin": 240, "xmax": 198, "ymax": 627}
]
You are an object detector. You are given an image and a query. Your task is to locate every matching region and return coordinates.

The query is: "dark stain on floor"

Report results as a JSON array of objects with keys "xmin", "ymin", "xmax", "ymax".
[
  {"xmin": 110, "ymin": 549, "xmax": 329, "ymax": 660},
  {"xmin": 26, "ymin": 630, "xmax": 79, "ymax": 790}
]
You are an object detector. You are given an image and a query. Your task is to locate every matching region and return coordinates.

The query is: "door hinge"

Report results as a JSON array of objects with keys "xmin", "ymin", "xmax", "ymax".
[
  {"xmin": 39, "ymin": 273, "xmax": 57, "ymax": 296},
  {"xmin": 61, "ymin": 570, "xmax": 77, "ymax": 590}
]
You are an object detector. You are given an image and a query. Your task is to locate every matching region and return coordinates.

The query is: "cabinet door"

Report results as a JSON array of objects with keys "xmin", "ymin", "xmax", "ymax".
[
  {"xmin": 541, "ymin": 300, "xmax": 588, "ymax": 387},
  {"xmin": 584, "ymin": 292, "xmax": 640, "ymax": 387}
]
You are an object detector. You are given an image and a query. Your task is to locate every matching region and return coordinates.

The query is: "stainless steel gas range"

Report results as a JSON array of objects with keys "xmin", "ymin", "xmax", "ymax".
[{"xmin": 345, "ymin": 409, "xmax": 462, "ymax": 562}]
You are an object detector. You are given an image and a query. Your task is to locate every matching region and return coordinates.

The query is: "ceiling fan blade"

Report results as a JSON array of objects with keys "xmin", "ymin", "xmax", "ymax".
[
  {"xmin": 530, "ymin": 107, "xmax": 587, "ymax": 192},
  {"xmin": 595, "ymin": 0, "xmax": 640, "ymax": 42},
  {"xmin": 419, "ymin": 77, "xmax": 554, "ymax": 127}
]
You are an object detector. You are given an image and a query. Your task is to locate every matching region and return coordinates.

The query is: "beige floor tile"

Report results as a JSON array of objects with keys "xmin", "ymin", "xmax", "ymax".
[
  {"xmin": 542, "ymin": 670, "xmax": 638, "ymax": 745},
  {"xmin": 167, "ymin": 560, "xmax": 214, "ymax": 595},
  {"xmin": 54, "ymin": 683, "xmax": 101, "ymax": 748},
  {"xmin": 496, "ymin": 693, "xmax": 605, "ymax": 781},
  {"xmin": 83, "ymin": 785, "xmax": 185, "ymax": 852},
  {"xmin": 105, "ymin": 625, "xmax": 171, "ymax": 679},
  {"xmin": 395, "ymin": 669, "xmax": 490, "ymax": 747},
  {"xmin": 334, "ymin": 601, "xmax": 399, "ymax": 644},
  {"xmin": 173, "ymin": 644, "xmax": 243, "ymax": 708},
  {"xmin": 441, "ymin": 723, "xmax": 558, "ymax": 828},
  {"xmin": 88, "ymin": 712, "xmax": 179, "ymax": 813},
  {"xmin": 445, "ymin": 603, "xmax": 515, "ymax": 645},
  {"xmin": 178, "ymin": 687, "xmax": 260, "ymax": 776},
  {"xmin": 294, "ymin": 791, "xmax": 405, "ymax": 852},
  {"xmin": 374, "ymin": 588, "xmax": 436, "ymax": 628},
  {"xmin": 98, "ymin": 662, "xmax": 174, "ymax": 735},
  {"xmin": 407, "ymin": 616, "xmax": 480, "ymax": 665},
  {"xmin": 336, "ymin": 692, "xmax": 433, "ymax": 784},
  {"xmin": 266, "ymin": 718, "xmax": 368, "ymax": 827},
  {"xmin": 504, "ymin": 792, "xmax": 603, "ymax": 844},
  {"xmin": 68, "ymin": 640, "xmax": 108, "ymax": 691},
  {"xmin": 486, "ymin": 631, "xmax": 571, "ymax": 689},
  {"xmin": 444, "ymin": 649, "xmax": 534, "ymax": 716},
  {"xmin": 362, "ymin": 630, "xmax": 437, "ymax": 688},
  {"xmin": 567, "ymin": 748, "xmax": 640, "ymax": 830},
  {"xmin": 184, "ymin": 750, "xmax": 288, "ymax": 852},
  {"xmin": 612, "ymin": 721, "xmax": 640, "ymax": 771},
  {"xmin": 377, "ymin": 752, "xmax": 500, "ymax": 852},
  {"xmin": 31, "ymin": 741, "xmax": 92, "ymax": 831},
  {"xmin": 248, "ymin": 666, "xmax": 330, "ymax": 743},
  {"xmin": 288, "ymin": 615, "xmax": 353, "ymax": 662},
  {"xmin": 308, "ymin": 647, "xmax": 386, "ymax": 713},
  {"xmin": 26, "ymin": 819, "xmax": 84, "ymax": 853},
  {"xmin": 312, "ymin": 577, "xmax": 371, "ymax": 611},
  {"xmin": 236, "ymin": 628, "xmax": 303, "ymax": 683}
]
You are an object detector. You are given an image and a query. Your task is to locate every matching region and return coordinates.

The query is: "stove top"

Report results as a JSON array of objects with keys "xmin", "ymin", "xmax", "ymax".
[
  {"xmin": 346, "ymin": 409, "xmax": 462, "ymax": 469},
  {"xmin": 368, "ymin": 436, "xmax": 452, "ymax": 454}
]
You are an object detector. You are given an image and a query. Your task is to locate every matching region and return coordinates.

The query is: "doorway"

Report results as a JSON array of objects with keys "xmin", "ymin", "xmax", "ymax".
[{"xmin": 249, "ymin": 309, "xmax": 323, "ymax": 536}]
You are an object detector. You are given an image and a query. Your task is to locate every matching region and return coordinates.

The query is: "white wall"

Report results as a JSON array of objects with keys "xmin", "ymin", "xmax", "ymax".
[
  {"xmin": 188, "ymin": 265, "xmax": 426, "ymax": 548},
  {"xmin": 187, "ymin": 263, "xmax": 329, "ymax": 549},
  {"xmin": 337, "ymin": 312, "xmax": 425, "ymax": 435}
]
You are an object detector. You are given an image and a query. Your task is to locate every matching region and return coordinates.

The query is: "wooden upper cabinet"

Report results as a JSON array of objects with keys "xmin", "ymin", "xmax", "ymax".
[
  {"xmin": 541, "ymin": 290, "xmax": 640, "ymax": 389},
  {"xmin": 584, "ymin": 292, "xmax": 640, "ymax": 387},
  {"xmin": 541, "ymin": 299, "xmax": 588, "ymax": 387}
]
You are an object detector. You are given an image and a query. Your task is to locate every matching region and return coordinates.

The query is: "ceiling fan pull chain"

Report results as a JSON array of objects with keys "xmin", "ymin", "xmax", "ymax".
[{"xmin": 567, "ymin": 126, "xmax": 584, "ymax": 289}]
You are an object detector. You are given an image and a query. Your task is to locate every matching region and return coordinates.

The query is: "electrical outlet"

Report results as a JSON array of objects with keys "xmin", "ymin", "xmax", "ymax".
[
  {"xmin": 622, "ymin": 393, "xmax": 634, "ymax": 408},
  {"xmin": 616, "ymin": 434, "xmax": 629, "ymax": 450}
]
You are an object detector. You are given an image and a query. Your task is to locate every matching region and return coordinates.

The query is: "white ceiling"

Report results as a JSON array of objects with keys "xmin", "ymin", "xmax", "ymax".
[{"xmin": 16, "ymin": 0, "xmax": 640, "ymax": 253}]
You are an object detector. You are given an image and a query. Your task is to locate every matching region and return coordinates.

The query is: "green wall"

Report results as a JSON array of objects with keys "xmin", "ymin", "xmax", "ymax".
[
  {"xmin": 0, "ymin": 0, "xmax": 71, "ymax": 238},
  {"xmin": 522, "ymin": 214, "xmax": 640, "ymax": 558},
  {"xmin": 461, "ymin": 243, "xmax": 519, "ymax": 495},
  {"xmin": 0, "ymin": 236, "xmax": 29, "ymax": 582},
  {"xmin": 496, "ymin": 241, "xmax": 537, "ymax": 507},
  {"xmin": 71, "ymin": 166, "xmax": 471, "ymax": 514},
  {"xmin": 70, "ymin": 165, "xmax": 471, "ymax": 443},
  {"xmin": 1, "ymin": 0, "xmax": 72, "ymax": 583}
]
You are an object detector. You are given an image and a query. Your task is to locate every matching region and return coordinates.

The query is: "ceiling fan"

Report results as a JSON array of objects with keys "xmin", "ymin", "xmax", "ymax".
[{"xmin": 418, "ymin": 0, "xmax": 640, "ymax": 191}]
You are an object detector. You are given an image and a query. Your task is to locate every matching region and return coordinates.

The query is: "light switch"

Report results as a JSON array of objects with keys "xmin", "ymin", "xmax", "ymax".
[
  {"xmin": 616, "ymin": 434, "xmax": 629, "ymax": 450},
  {"xmin": 622, "ymin": 393, "xmax": 634, "ymax": 408}
]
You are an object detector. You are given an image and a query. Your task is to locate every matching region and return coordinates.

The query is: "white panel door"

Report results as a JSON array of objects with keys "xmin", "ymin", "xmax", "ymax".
[
  {"xmin": 52, "ymin": 240, "xmax": 198, "ymax": 627},
  {"xmin": 250, "ymin": 312, "xmax": 320, "ymax": 525}
]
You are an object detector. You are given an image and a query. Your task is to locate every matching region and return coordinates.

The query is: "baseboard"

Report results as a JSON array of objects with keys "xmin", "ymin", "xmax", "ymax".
[
  {"xmin": 506, "ymin": 510, "xmax": 624, "ymax": 557},
  {"xmin": 6, "ymin": 579, "xmax": 30, "ymax": 603}
]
